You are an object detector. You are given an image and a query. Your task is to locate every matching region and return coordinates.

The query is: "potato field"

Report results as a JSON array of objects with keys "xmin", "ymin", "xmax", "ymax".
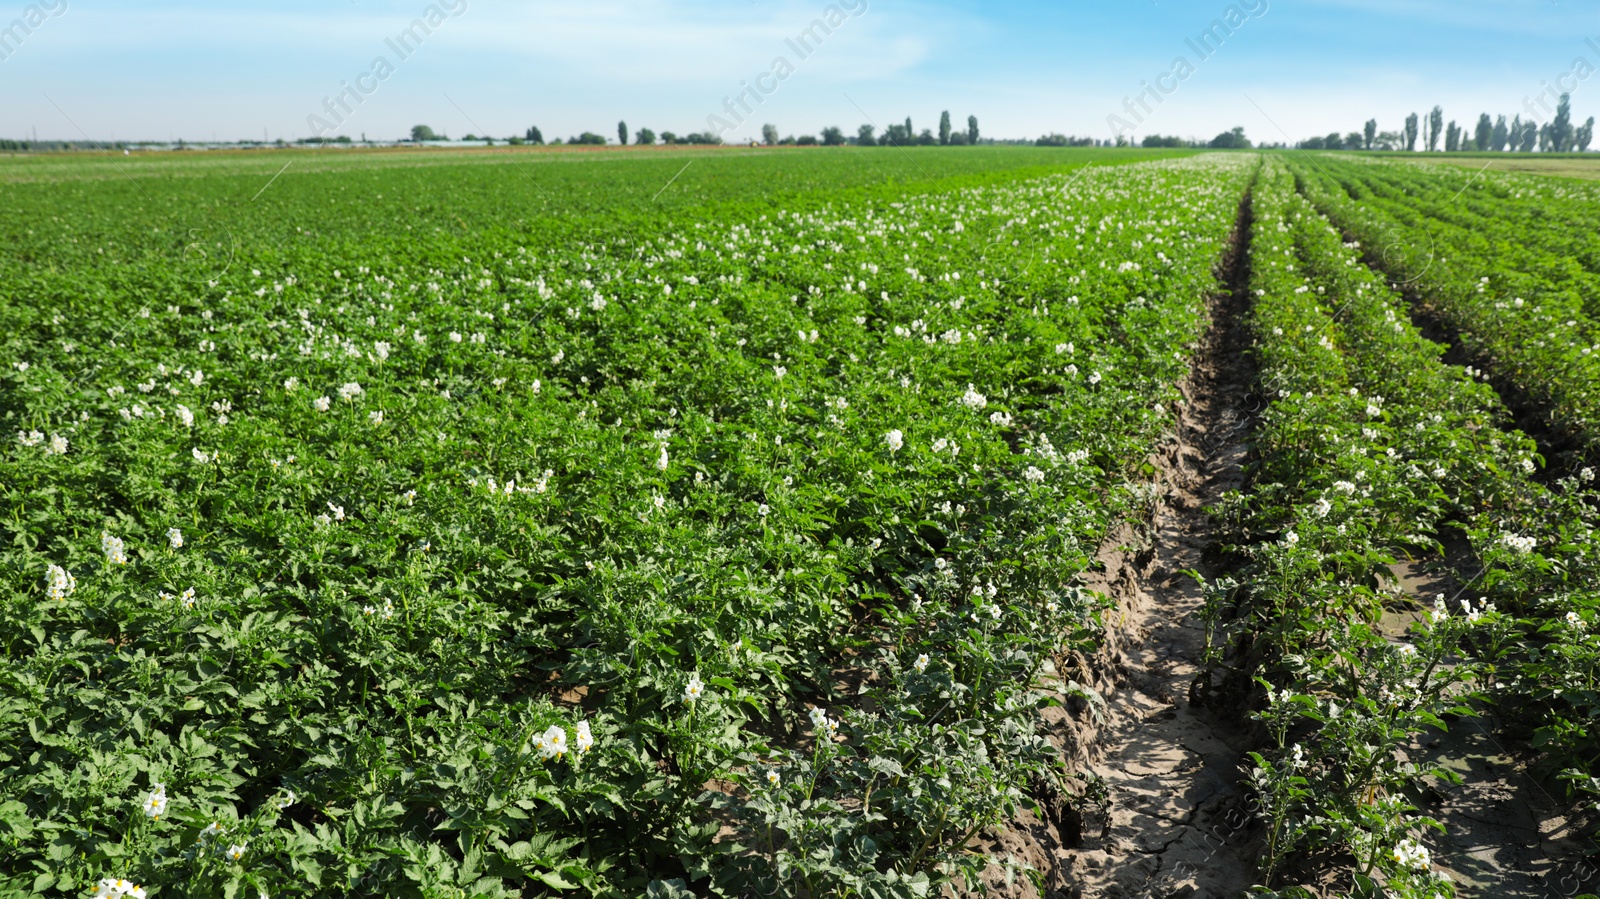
[{"xmin": 0, "ymin": 147, "xmax": 1595, "ymax": 899}]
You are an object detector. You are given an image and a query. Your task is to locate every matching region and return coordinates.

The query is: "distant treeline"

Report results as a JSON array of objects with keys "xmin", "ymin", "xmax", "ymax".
[
  {"xmin": 1118, "ymin": 127, "xmax": 1254, "ymax": 149},
  {"xmin": 0, "ymin": 139, "xmax": 128, "ymax": 151},
  {"xmin": 1299, "ymin": 94, "xmax": 1595, "ymax": 152}
]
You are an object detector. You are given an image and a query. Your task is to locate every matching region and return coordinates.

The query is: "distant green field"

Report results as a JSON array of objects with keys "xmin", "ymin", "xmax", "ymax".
[
  {"xmin": 0, "ymin": 145, "xmax": 1191, "ymax": 299},
  {"xmin": 1283, "ymin": 149, "xmax": 1600, "ymax": 182},
  {"xmin": 1411, "ymin": 152, "xmax": 1600, "ymax": 181}
]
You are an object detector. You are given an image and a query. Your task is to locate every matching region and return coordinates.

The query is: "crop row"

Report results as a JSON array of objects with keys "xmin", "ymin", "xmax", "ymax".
[
  {"xmin": 1208, "ymin": 159, "xmax": 1600, "ymax": 897},
  {"xmin": 0, "ymin": 156, "xmax": 1252, "ymax": 897},
  {"xmin": 1285, "ymin": 156, "xmax": 1600, "ymax": 455}
]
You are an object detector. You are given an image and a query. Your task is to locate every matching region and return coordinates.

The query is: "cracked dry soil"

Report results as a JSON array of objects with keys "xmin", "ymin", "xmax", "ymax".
[{"xmin": 1050, "ymin": 196, "xmax": 1262, "ymax": 899}]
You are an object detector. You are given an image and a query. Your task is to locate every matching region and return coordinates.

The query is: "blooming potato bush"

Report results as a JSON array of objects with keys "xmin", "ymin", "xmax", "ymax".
[{"xmin": 0, "ymin": 152, "xmax": 1252, "ymax": 896}]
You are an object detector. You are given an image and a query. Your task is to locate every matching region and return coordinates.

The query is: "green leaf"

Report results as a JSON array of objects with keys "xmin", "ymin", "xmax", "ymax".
[{"xmin": 536, "ymin": 872, "xmax": 580, "ymax": 890}]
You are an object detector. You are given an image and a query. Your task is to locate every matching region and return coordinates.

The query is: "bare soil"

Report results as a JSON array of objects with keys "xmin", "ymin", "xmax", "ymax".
[
  {"xmin": 961, "ymin": 192, "xmax": 1265, "ymax": 898},
  {"xmin": 1050, "ymin": 193, "xmax": 1264, "ymax": 899}
]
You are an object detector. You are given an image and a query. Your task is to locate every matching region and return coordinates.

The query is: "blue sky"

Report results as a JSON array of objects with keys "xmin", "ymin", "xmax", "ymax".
[{"xmin": 4, "ymin": 0, "xmax": 1599, "ymax": 144}]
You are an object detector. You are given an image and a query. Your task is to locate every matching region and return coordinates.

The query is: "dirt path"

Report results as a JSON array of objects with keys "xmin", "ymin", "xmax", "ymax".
[{"xmin": 1053, "ymin": 195, "xmax": 1262, "ymax": 899}]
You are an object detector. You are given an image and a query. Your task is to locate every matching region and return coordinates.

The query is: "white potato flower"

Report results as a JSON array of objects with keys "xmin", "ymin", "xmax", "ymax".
[
  {"xmin": 539, "ymin": 725, "xmax": 568, "ymax": 759},
  {"xmin": 101, "ymin": 532, "xmax": 128, "ymax": 565},
  {"xmin": 142, "ymin": 783, "xmax": 168, "ymax": 819},
  {"xmin": 46, "ymin": 564, "xmax": 76, "ymax": 601},
  {"xmin": 1390, "ymin": 838, "xmax": 1430, "ymax": 872}
]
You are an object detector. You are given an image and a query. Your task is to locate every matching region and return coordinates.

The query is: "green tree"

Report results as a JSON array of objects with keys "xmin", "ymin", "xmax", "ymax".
[
  {"xmin": 1323, "ymin": 132, "xmax": 1343, "ymax": 150},
  {"xmin": 524, "ymin": 126, "xmax": 543, "ymax": 144},
  {"xmin": 820, "ymin": 126, "xmax": 846, "ymax": 146},
  {"xmin": 635, "ymin": 127, "xmax": 656, "ymax": 146},
  {"xmin": 856, "ymin": 124, "xmax": 875, "ymax": 145},
  {"xmin": 939, "ymin": 110, "xmax": 952, "ymax": 146},
  {"xmin": 967, "ymin": 115, "xmax": 979, "ymax": 144},
  {"xmin": 1517, "ymin": 117, "xmax": 1537, "ymax": 152},
  {"xmin": 1492, "ymin": 115, "xmax": 1509, "ymax": 151},
  {"xmin": 617, "ymin": 121, "xmax": 628, "ymax": 145},
  {"xmin": 761, "ymin": 124, "xmax": 779, "ymax": 146},
  {"xmin": 1427, "ymin": 105, "xmax": 1443, "ymax": 151},
  {"xmin": 1444, "ymin": 120, "xmax": 1460, "ymax": 152},
  {"xmin": 573, "ymin": 132, "xmax": 606, "ymax": 145},
  {"xmin": 1579, "ymin": 116, "xmax": 1595, "ymax": 152},
  {"xmin": 1210, "ymin": 126, "xmax": 1250, "ymax": 149},
  {"xmin": 1404, "ymin": 112, "xmax": 1419, "ymax": 151},
  {"xmin": 1553, "ymin": 92, "xmax": 1574, "ymax": 152},
  {"xmin": 410, "ymin": 124, "xmax": 438, "ymax": 142},
  {"xmin": 1474, "ymin": 113, "xmax": 1492, "ymax": 151},
  {"xmin": 1364, "ymin": 118, "xmax": 1377, "ymax": 150}
]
